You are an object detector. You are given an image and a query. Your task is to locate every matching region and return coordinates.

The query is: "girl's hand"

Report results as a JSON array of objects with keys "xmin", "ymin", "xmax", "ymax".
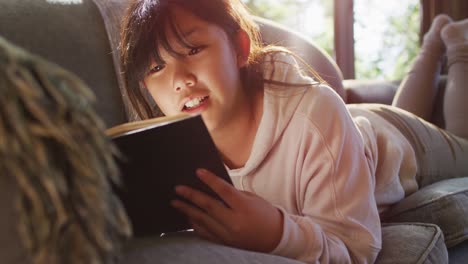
[{"xmin": 171, "ymin": 168, "xmax": 283, "ymax": 252}]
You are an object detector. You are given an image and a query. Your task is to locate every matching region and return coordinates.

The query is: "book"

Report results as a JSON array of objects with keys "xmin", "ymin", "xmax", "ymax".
[{"xmin": 107, "ymin": 113, "xmax": 232, "ymax": 237}]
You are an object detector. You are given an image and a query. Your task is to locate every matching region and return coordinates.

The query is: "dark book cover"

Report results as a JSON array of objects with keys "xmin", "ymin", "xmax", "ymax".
[{"xmin": 110, "ymin": 115, "xmax": 232, "ymax": 237}]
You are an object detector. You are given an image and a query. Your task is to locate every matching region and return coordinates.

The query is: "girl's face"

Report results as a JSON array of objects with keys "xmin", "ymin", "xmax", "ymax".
[{"xmin": 143, "ymin": 6, "xmax": 249, "ymax": 133}]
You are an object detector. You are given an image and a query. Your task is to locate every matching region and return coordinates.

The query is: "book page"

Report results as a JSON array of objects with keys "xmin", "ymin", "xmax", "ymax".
[{"xmin": 106, "ymin": 113, "xmax": 192, "ymax": 138}]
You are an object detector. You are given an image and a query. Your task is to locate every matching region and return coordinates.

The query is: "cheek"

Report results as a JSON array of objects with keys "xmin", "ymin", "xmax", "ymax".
[
  {"xmin": 206, "ymin": 48, "xmax": 240, "ymax": 88},
  {"xmin": 144, "ymin": 80, "xmax": 175, "ymax": 115},
  {"xmin": 152, "ymin": 91, "xmax": 174, "ymax": 115}
]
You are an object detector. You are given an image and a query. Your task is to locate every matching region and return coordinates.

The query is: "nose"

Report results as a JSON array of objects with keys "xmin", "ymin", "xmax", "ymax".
[{"xmin": 174, "ymin": 68, "xmax": 197, "ymax": 92}]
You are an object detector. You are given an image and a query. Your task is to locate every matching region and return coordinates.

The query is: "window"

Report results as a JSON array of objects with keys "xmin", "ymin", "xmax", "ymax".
[{"xmin": 243, "ymin": 0, "xmax": 420, "ymax": 80}]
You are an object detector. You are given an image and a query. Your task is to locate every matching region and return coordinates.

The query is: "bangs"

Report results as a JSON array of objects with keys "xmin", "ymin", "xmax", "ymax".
[
  {"xmin": 121, "ymin": 0, "xmax": 261, "ymax": 119},
  {"xmin": 133, "ymin": 5, "xmax": 198, "ymax": 81}
]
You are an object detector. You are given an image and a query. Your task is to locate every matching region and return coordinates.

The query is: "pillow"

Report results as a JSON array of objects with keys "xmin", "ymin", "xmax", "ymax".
[
  {"xmin": 382, "ymin": 177, "xmax": 468, "ymax": 248},
  {"xmin": 375, "ymin": 223, "xmax": 448, "ymax": 264}
]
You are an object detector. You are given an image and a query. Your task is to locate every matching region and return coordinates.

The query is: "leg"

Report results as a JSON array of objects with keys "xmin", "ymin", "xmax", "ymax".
[
  {"xmin": 363, "ymin": 104, "xmax": 468, "ymax": 188},
  {"xmin": 441, "ymin": 19, "xmax": 468, "ymax": 139},
  {"xmin": 392, "ymin": 15, "xmax": 452, "ymax": 121}
]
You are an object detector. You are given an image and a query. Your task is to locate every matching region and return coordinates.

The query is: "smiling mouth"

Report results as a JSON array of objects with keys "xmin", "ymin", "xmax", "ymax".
[{"xmin": 182, "ymin": 96, "xmax": 209, "ymax": 111}]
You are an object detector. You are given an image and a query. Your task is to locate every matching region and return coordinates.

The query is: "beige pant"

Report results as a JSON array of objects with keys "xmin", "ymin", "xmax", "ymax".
[
  {"xmin": 365, "ymin": 104, "xmax": 468, "ymax": 188},
  {"xmin": 390, "ymin": 21, "xmax": 468, "ymax": 187}
]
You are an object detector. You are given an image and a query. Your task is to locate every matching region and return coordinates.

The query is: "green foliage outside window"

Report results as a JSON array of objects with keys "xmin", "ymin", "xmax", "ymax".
[
  {"xmin": 355, "ymin": 1, "xmax": 420, "ymax": 80},
  {"xmin": 242, "ymin": 0, "xmax": 420, "ymax": 81}
]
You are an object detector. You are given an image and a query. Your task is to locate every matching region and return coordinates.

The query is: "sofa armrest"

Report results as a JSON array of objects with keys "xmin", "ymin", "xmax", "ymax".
[
  {"xmin": 0, "ymin": 0, "xmax": 126, "ymax": 127},
  {"xmin": 343, "ymin": 76, "xmax": 448, "ymax": 129},
  {"xmin": 343, "ymin": 79, "xmax": 400, "ymax": 105},
  {"xmin": 255, "ymin": 16, "xmax": 346, "ymax": 101}
]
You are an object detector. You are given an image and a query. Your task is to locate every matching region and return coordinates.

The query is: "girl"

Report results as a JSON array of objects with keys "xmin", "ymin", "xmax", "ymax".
[{"xmin": 120, "ymin": 0, "xmax": 468, "ymax": 263}]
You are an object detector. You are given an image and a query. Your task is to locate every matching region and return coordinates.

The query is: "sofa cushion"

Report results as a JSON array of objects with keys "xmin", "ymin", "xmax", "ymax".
[
  {"xmin": 375, "ymin": 223, "xmax": 448, "ymax": 264},
  {"xmin": 382, "ymin": 177, "xmax": 468, "ymax": 248},
  {"xmin": 122, "ymin": 232, "xmax": 303, "ymax": 264}
]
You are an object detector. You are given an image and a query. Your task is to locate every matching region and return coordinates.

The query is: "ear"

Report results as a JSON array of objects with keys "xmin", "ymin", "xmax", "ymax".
[{"xmin": 235, "ymin": 29, "xmax": 251, "ymax": 68}]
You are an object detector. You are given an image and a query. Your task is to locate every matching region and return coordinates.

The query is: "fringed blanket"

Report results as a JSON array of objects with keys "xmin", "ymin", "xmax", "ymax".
[{"xmin": 0, "ymin": 37, "xmax": 130, "ymax": 263}]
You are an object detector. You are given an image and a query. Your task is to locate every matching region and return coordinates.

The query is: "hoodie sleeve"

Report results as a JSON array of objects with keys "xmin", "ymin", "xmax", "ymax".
[{"xmin": 270, "ymin": 85, "xmax": 382, "ymax": 263}]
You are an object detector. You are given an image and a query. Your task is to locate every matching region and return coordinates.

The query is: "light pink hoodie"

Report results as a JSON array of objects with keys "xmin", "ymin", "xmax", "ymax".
[{"xmin": 227, "ymin": 53, "xmax": 384, "ymax": 263}]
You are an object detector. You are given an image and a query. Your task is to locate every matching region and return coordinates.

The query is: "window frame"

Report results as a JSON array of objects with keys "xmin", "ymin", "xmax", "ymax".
[
  {"xmin": 333, "ymin": 0, "xmax": 355, "ymax": 79},
  {"xmin": 333, "ymin": 0, "xmax": 468, "ymax": 79}
]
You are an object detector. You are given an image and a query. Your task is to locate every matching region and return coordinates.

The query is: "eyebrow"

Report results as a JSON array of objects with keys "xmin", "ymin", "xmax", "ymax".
[{"xmin": 181, "ymin": 27, "xmax": 202, "ymax": 38}]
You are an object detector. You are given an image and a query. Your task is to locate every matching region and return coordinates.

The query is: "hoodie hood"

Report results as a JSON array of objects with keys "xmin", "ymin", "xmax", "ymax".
[{"xmin": 228, "ymin": 52, "xmax": 317, "ymax": 178}]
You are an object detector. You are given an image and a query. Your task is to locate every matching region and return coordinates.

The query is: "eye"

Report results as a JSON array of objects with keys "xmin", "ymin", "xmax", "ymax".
[
  {"xmin": 147, "ymin": 64, "xmax": 165, "ymax": 75},
  {"xmin": 188, "ymin": 46, "xmax": 204, "ymax": 56}
]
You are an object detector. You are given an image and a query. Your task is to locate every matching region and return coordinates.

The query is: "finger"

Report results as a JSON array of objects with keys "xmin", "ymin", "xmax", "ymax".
[
  {"xmin": 190, "ymin": 220, "xmax": 223, "ymax": 244},
  {"xmin": 175, "ymin": 185, "xmax": 230, "ymax": 217},
  {"xmin": 175, "ymin": 185, "xmax": 236, "ymax": 231},
  {"xmin": 196, "ymin": 168, "xmax": 239, "ymax": 206},
  {"xmin": 171, "ymin": 199, "xmax": 230, "ymax": 240}
]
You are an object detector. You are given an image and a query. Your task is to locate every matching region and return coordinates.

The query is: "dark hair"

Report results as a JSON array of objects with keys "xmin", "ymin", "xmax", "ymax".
[
  {"xmin": 120, "ymin": 0, "xmax": 322, "ymax": 120},
  {"xmin": 120, "ymin": 0, "xmax": 263, "ymax": 119}
]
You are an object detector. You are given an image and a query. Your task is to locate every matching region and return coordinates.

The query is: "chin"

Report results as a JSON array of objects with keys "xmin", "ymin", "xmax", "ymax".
[
  {"xmin": 201, "ymin": 118, "xmax": 218, "ymax": 135},
  {"xmin": 203, "ymin": 120, "xmax": 216, "ymax": 133}
]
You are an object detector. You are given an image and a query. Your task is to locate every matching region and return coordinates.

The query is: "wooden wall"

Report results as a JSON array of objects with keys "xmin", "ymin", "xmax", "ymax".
[
  {"xmin": 420, "ymin": 0, "xmax": 468, "ymax": 41},
  {"xmin": 420, "ymin": 0, "xmax": 468, "ymax": 73}
]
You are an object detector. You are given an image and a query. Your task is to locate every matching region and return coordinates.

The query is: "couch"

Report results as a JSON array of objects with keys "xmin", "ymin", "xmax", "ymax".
[{"xmin": 1, "ymin": 0, "xmax": 467, "ymax": 263}]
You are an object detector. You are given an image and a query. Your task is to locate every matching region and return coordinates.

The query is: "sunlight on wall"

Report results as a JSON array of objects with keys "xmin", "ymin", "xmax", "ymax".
[{"xmin": 46, "ymin": 0, "xmax": 82, "ymax": 4}]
